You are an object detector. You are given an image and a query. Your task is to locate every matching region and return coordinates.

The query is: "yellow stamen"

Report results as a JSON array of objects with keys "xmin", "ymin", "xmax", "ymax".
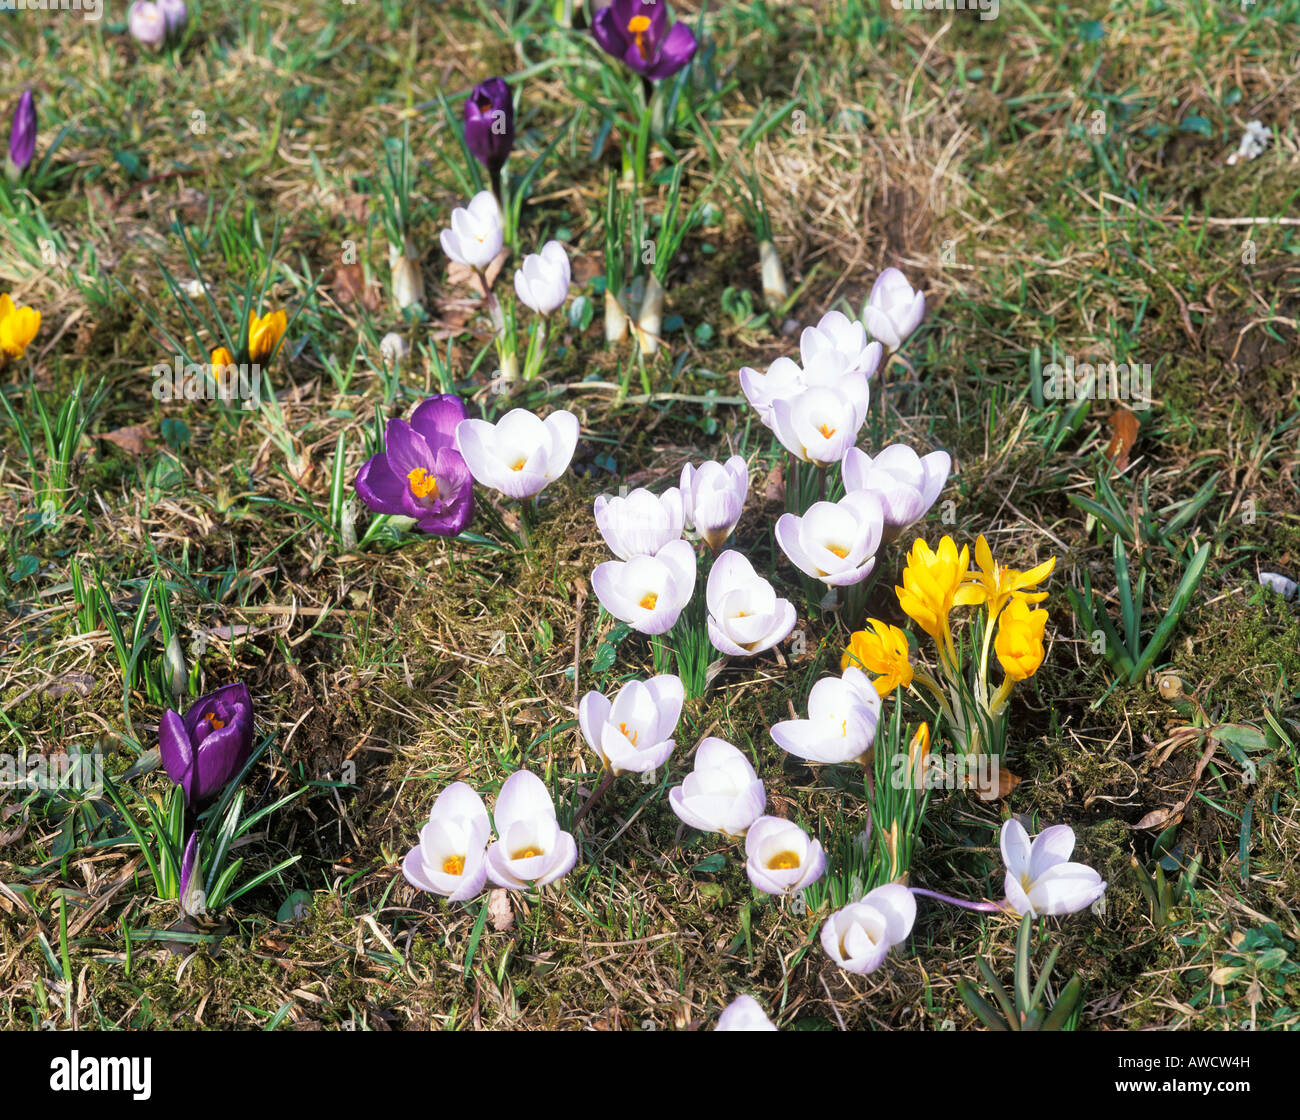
[
  {"xmin": 443, "ymin": 855, "xmax": 465, "ymax": 876},
  {"xmin": 407, "ymin": 467, "xmax": 440, "ymax": 500},
  {"xmin": 509, "ymin": 457, "xmax": 527, "ymax": 471},
  {"xmin": 513, "ymin": 846, "xmax": 544, "ymax": 860},
  {"xmin": 639, "ymin": 592, "xmax": 659, "ymax": 611},
  {"xmin": 827, "ymin": 544, "xmax": 849, "ymax": 559},
  {"xmin": 202, "ymin": 712, "xmax": 226, "ymax": 731},
  {"xmin": 767, "ymin": 851, "xmax": 801, "ymax": 871},
  {"xmin": 618, "ymin": 721, "xmax": 639, "ymax": 745},
  {"xmin": 817, "ymin": 423, "xmax": 837, "ymax": 440}
]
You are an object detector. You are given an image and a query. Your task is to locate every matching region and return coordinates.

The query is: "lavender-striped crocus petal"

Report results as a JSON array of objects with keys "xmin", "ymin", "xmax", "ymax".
[{"xmin": 8, "ymin": 89, "xmax": 36, "ymax": 173}]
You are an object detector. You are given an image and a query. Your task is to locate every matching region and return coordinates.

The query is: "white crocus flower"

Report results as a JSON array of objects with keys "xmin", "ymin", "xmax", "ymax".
[
  {"xmin": 861, "ymin": 267, "xmax": 925, "ymax": 352},
  {"xmin": 592, "ymin": 538, "xmax": 696, "ymax": 635},
  {"xmin": 706, "ymin": 550, "xmax": 796, "ymax": 657},
  {"xmin": 668, "ymin": 737, "xmax": 766, "ymax": 838},
  {"xmin": 454, "ymin": 408, "xmax": 579, "ymax": 499},
  {"xmin": 739, "ymin": 356, "xmax": 804, "ymax": 428},
  {"xmin": 775, "ymin": 490, "xmax": 884, "ymax": 587},
  {"xmin": 439, "ymin": 190, "xmax": 504, "ymax": 271},
  {"xmin": 820, "ymin": 883, "xmax": 917, "ymax": 975},
  {"xmin": 402, "ymin": 782, "xmax": 491, "ymax": 902},
  {"xmin": 578, "ymin": 675, "xmax": 684, "ymax": 775},
  {"xmin": 770, "ymin": 385, "xmax": 868, "ymax": 467},
  {"xmin": 744, "ymin": 816, "xmax": 827, "ymax": 896},
  {"xmin": 1000, "ymin": 819, "xmax": 1107, "ymax": 918},
  {"xmin": 769, "ymin": 666, "xmax": 881, "ymax": 765},
  {"xmin": 485, "ymin": 771, "xmax": 578, "ymax": 890},
  {"xmin": 841, "ymin": 445, "xmax": 951, "ymax": 540},
  {"xmin": 594, "ymin": 486, "xmax": 684, "ymax": 560},
  {"xmin": 715, "ymin": 994, "xmax": 778, "ymax": 1031},
  {"xmin": 514, "ymin": 240, "xmax": 571, "ymax": 315},
  {"xmin": 680, "ymin": 456, "xmax": 748, "ymax": 552},
  {"xmin": 800, "ymin": 310, "xmax": 883, "ymax": 379}
]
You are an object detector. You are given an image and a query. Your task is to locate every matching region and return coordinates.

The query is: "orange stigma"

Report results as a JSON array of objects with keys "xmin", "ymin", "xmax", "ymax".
[
  {"xmin": 202, "ymin": 712, "xmax": 226, "ymax": 731},
  {"xmin": 618, "ymin": 721, "xmax": 639, "ymax": 745},
  {"xmin": 627, "ymin": 14, "xmax": 652, "ymax": 60},
  {"xmin": 407, "ymin": 467, "xmax": 439, "ymax": 500},
  {"xmin": 638, "ymin": 591, "xmax": 659, "ymax": 611},
  {"xmin": 817, "ymin": 423, "xmax": 837, "ymax": 440},
  {"xmin": 443, "ymin": 855, "xmax": 465, "ymax": 875}
]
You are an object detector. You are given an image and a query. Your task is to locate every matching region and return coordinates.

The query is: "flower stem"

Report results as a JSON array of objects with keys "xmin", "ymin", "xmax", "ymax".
[
  {"xmin": 573, "ymin": 768, "xmax": 617, "ymax": 830},
  {"xmin": 910, "ymin": 887, "xmax": 1008, "ymax": 914}
]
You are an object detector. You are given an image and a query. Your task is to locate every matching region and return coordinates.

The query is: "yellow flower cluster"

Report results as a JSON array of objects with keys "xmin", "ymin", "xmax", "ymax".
[{"xmin": 0, "ymin": 293, "xmax": 41, "ymax": 365}]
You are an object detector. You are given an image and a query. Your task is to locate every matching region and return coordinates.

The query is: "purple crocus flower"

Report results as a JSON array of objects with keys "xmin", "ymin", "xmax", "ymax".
[
  {"xmin": 159, "ymin": 683, "xmax": 255, "ymax": 806},
  {"xmin": 355, "ymin": 394, "xmax": 476, "ymax": 536},
  {"xmin": 463, "ymin": 78, "xmax": 514, "ymax": 176},
  {"xmin": 592, "ymin": 0, "xmax": 698, "ymax": 81},
  {"xmin": 8, "ymin": 89, "xmax": 36, "ymax": 176}
]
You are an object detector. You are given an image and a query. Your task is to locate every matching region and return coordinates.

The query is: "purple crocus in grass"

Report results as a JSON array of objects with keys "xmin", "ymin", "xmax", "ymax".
[
  {"xmin": 592, "ymin": 0, "xmax": 698, "ymax": 81},
  {"xmin": 8, "ymin": 89, "xmax": 36, "ymax": 177},
  {"xmin": 355, "ymin": 394, "xmax": 475, "ymax": 536},
  {"xmin": 159, "ymin": 683, "xmax": 255, "ymax": 806},
  {"xmin": 463, "ymin": 78, "xmax": 514, "ymax": 177}
]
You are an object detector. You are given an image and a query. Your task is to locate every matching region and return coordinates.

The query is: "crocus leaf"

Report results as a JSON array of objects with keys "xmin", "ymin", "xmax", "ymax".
[{"xmin": 957, "ymin": 979, "xmax": 1011, "ymax": 1031}]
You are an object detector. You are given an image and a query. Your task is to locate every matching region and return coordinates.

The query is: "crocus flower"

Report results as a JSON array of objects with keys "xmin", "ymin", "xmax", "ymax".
[
  {"xmin": 0, "ymin": 293, "xmax": 41, "ymax": 363},
  {"xmin": 7, "ymin": 89, "xmax": 36, "ymax": 177},
  {"xmin": 593, "ymin": 486, "xmax": 684, "ymax": 560},
  {"xmin": 740, "ymin": 352, "xmax": 869, "ymax": 431},
  {"xmin": 485, "ymin": 771, "xmax": 578, "ymax": 890},
  {"xmin": 247, "ymin": 309, "xmax": 287, "ymax": 365},
  {"xmin": 1000, "ymin": 819, "xmax": 1106, "ymax": 918},
  {"xmin": 895, "ymin": 535, "xmax": 970, "ymax": 653},
  {"xmin": 715, "ymin": 994, "xmax": 777, "ymax": 1032},
  {"xmin": 402, "ymin": 782, "xmax": 491, "ymax": 901},
  {"xmin": 463, "ymin": 77, "xmax": 514, "ymax": 175},
  {"xmin": 770, "ymin": 385, "xmax": 869, "ymax": 467},
  {"xmin": 958, "ymin": 534, "xmax": 1057, "ymax": 620},
  {"xmin": 680, "ymin": 456, "xmax": 748, "ymax": 552},
  {"xmin": 862, "ymin": 267, "xmax": 925, "ymax": 352},
  {"xmin": 355, "ymin": 395, "xmax": 475, "ymax": 536},
  {"xmin": 770, "ymin": 667, "xmax": 881, "ymax": 766},
  {"xmin": 454, "ymin": 407, "xmax": 579, "ymax": 499},
  {"xmin": 775, "ymin": 490, "xmax": 884, "ymax": 587},
  {"xmin": 820, "ymin": 883, "xmax": 916, "ymax": 975},
  {"xmin": 800, "ymin": 310, "xmax": 882, "ymax": 379},
  {"xmin": 668, "ymin": 737, "xmax": 765, "ymax": 838},
  {"xmin": 128, "ymin": 1, "xmax": 168, "ymax": 51},
  {"xmin": 744, "ymin": 816, "xmax": 826, "ymax": 896},
  {"xmin": 578, "ymin": 674, "xmax": 684, "ymax": 775},
  {"xmin": 841, "ymin": 445, "xmax": 951, "ymax": 541},
  {"xmin": 592, "ymin": 0, "xmax": 698, "ymax": 82},
  {"xmin": 994, "ymin": 598, "xmax": 1048, "ymax": 682},
  {"xmin": 738, "ymin": 356, "xmax": 804, "ymax": 428},
  {"xmin": 159, "ymin": 683, "xmax": 255, "ymax": 806},
  {"xmin": 841, "ymin": 619, "xmax": 913, "ymax": 696},
  {"xmin": 591, "ymin": 538, "xmax": 696, "ymax": 635},
  {"xmin": 705, "ymin": 550, "xmax": 796, "ymax": 657},
  {"xmin": 440, "ymin": 190, "xmax": 504, "ymax": 271},
  {"xmin": 514, "ymin": 241, "xmax": 571, "ymax": 315},
  {"xmin": 159, "ymin": 0, "xmax": 188, "ymax": 36}
]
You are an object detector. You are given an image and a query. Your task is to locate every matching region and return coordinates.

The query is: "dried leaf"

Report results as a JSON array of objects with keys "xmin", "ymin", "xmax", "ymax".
[
  {"xmin": 763, "ymin": 463, "xmax": 785, "ymax": 504},
  {"xmin": 1104, "ymin": 407, "xmax": 1139, "ymax": 471},
  {"xmin": 487, "ymin": 888, "xmax": 514, "ymax": 932},
  {"xmin": 330, "ymin": 263, "xmax": 382, "ymax": 312},
  {"xmin": 1132, "ymin": 806, "xmax": 1182, "ymax": 831},
  {"xmin": 99, "ymin": 424, "xmax": 151, "ymax": 456}
]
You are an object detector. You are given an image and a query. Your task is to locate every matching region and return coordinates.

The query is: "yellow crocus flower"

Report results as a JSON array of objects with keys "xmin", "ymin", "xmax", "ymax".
[
  {"xmin": 957, "ymin": 534, "xmax": 1056, "ymax": 620},
  {"xmin": 895, "ymin": 535, "xmax": 970, "ymax": 668},
  {"xmin": 994, "ymin": 597, "xmax": 1049, "ymax": 682},
  {"xmin": 247, "ymin": 309, "xmax": 287, "ymax": 364},
  {"xmin": 0, "ymin": 293, "xmax": 41, "ymax": 362},
  {"xmin": 842, "ymin": 619, "xmax": 914, "ymax": 696}
]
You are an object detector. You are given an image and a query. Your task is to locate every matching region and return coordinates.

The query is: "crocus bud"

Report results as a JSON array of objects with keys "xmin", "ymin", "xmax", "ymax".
[
  {"xmin": 680, "ymin": 456, "xmax": 748, "ymax": 552},
  {"xmin": 379, "ymin": 332, "xmax": 409, "ymax": 365},
  {"xmin": 7, "ymin": 89, "xmax": 36, "ymax": 178},
  {"xmin": 389, "ymin": 238, "xmax": 424, "ymax": 311},
  {"xmin": 463, "ymin": 78, "xmax": 514, "ymax": 174},
  {"xmin": 129, "ymin": 1, "xmax": 169, "ymax": 51},
  {"xmin": 514, "ymin": 240, "xmax": 571, "ymax": 315},
  {"xmin": 593, "ymin": 485, "xmax": 684, "ymax": 560},
  {"xmin": 247, "ymin": 309, "xmax": 287, "ymax": 365},
  {"xmin": 668, "ymin": 737, "xmax": 766, "ymax": 838},
  {"xmin": 841, "ymin": 445, "xmax": 950, "ymax": 541},
  {"xmin": 179, "ymin": 830, "xmax": 204, "ymax": 916},
  {"xmin": 770, "ymin": 667, "xmax": 881, "ymax": 766},
  {"xmin": 1000, "ymin": 819, "xmax": 1106, "ymax": 918},
  {"xmin": 744, "ymin": 816, "xmax": 826, "ymax": 896},
  {"xmin": 862, "ymin": 267, "xmax": 925, "ymax": 352},
  {"xmin": 591, "ymin": 538, "xmax": 697, "ymax": 635},
  {"xmin": 775, "ymin": 490, "xmax": 884, "ymax": 587},
  {"xmin": 0, "ymin": 293, "xmax": 41, "ymax": 363},
  {"xmin": 164, "ymin": 632, "xmax": 187, "ymax": 707},
  {"xmin": 485, "ymin": 771, "xmax": 578, "ymax": 890},
  {"xmin": 454, "ymin": 407, "xmax": 579, "ymax": 499},
  {"xmin": 705, "ymin": 550, "xmax": 796, "ymax": 657},
  {"xmin": 402, "ymin": 782, "xmax": 491, "ymax": 901},
  {"xmin": 440, "ymin": 190, "xmax": 504, "ymax": 272},
  {"xmin": 715, "ymin": 994, "xmax": 777, "ymax": 1031},
  {"xmin": 159, "ymin": 682, "xmax": 255, "ymax": 806},
  {"xmin": 158, "ymin": 0, "xmax": 188, "ymax": 37},
  {"xmin": 578, "ymin": 674, "xmax": 683, "ymax": 775},
  {"xmin": 820, "ymin": 883, "xmax": 916, "ymax": 975}
]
